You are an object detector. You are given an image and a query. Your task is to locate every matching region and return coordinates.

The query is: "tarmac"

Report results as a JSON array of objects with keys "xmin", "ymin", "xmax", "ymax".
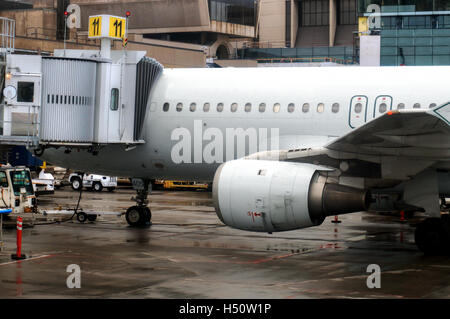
[{"xmin": 0, "ymin": 186, "xmax": 449, "ymax": 298}]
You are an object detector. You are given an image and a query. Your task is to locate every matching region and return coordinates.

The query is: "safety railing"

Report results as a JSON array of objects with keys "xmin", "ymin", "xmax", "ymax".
[
  {"xmin": 256, "ymin": 57, "xmax": 355, "ymax": 65},
  {"xmin": 0, "ymin": 17, "xmax": 15, "ymax": 53}
]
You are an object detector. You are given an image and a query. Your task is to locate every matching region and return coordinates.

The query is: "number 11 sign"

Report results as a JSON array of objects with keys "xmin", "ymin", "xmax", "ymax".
[{"xmin": 88, "ymin": 15, "xmax": 126, "ymax": 40}]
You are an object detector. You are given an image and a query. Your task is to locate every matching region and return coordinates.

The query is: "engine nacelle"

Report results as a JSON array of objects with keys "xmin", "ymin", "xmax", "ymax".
[{"xmin": 213, "ymin": 160, "xmax": 370, "ymax": 232}]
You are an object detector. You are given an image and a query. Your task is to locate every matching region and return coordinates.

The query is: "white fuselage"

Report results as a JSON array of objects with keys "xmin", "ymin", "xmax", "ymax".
[{"xmin": 43, "ymin": 66, "xmax": 450, "ymax": 180}]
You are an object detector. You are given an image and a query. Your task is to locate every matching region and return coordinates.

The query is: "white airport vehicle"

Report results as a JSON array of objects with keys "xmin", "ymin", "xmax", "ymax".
[
  {"xmin": 69, "ymin": 173, "xmax": 117, "ymax": 192},
  {"xmin": 0, "ymin": 165, "xmax": 36, "ymax": 214},
  {"xmin": 2, "ymin": 14, "xmax": 450, "ymax": 254},
  {"xmin": 32, "ymin": 169, "xmax": 55, "ymax": 195}
]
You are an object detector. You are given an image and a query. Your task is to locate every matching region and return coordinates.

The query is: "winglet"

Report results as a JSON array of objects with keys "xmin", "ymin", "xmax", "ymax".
[{"xmin": 431, "ymin": 102, "xmax": 450, "ymax": 125}]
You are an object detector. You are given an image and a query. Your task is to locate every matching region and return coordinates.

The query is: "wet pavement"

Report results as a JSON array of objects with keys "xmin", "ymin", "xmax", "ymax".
[{"xmin": 0, "ymin": 187, "xmax": 449, "ymax": 298}]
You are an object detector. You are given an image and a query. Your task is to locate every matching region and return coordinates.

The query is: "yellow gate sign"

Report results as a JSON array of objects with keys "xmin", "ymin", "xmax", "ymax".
[
  {"xmin": 88, "ymin": 15, "xmax": 126, "ymax": 39},
  {"xmin": 109, "ymin": 17, "xmax": 126, "ymax": 39},
  {"xmin": 88, "ymin": 16, "xmax": 102, "ymax": 37}
]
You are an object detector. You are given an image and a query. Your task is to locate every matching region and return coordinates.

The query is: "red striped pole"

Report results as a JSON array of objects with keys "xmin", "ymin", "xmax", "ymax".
[{"xmin": 11, "ymin": 216, "xmax": 26, "ymax": 260}]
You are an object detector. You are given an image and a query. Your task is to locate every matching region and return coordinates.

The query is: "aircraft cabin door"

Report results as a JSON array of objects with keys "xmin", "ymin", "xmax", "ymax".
[
  {"xmin": 349, "ymin": 95, "xmax": 368, "ymax": 129},
  {"xmin": 372, "ymin": 95, "xmax": 393, "ymax": 119}
]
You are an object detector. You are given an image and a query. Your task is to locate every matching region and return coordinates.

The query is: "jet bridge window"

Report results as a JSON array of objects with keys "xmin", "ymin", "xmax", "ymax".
[
  {"xmin": 302, "ymin": 103, "xmax": 310, "ymax": 113},
  {"xmin": 110, "ymin": 89, "xmax": 119, "ymax": 111},
  {"xmin": 231, "ymin": 103, "xmax": 238, "ymax": 112},
  {"xmin": 288, "ymin": 103, "xmax": 295, "ymax": 113},
  {"xmin": 190, "ymin": 103, "xmax": 197, "ymax": 112},
  {"xmin": 163, "ymin": 103, "xmax": 170, "ymax": 112},
  {"xmin": 203, "ymin": 103, "xmax": 210, "ymax": 112},
  {"xmin": 17, "ymin": 82, "xmax": 34, "ymax": 103},
  {"xmin": 176, "ymin": 103, "xmax": 183, "ymax": 112}
]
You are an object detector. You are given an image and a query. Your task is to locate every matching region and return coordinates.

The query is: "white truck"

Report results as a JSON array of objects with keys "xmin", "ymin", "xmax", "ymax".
[{"xmin": 69, "ymin": 173, "xmax": 117, "ymax": 192}]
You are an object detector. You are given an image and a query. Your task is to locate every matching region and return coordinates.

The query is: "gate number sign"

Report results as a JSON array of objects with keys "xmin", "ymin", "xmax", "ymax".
[{"xmin": 89, "ymin": 15, "xmax": 126, "ymax": 39}]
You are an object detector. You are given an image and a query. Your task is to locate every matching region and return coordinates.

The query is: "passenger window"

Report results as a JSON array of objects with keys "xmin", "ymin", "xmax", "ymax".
[
  {"xmin": 176, "ymin": 103, "xmax": 183, "ymax": 112},
  {"xmin": 413, "ymin": 103, "xmax": 421, "ymax": 109},
  {"xmin": 259, "ymin": 103, "xmax": 266, "ymax": 113},
  {"xmin": 379, "ymin": 103, "xmax": 387, "ymax": 113},
  {"xmin": 332, "ymin": 103, "xmax": 339, "ymax": 113},
  {"xmin": 429, "ymin": 103, "xmax": 437, "ymax": 108},
  {"xmin": 317, "ymin": 103, "xmax": 325, "ymax": 113},
  {"xmin": 163, "ymin": 102, "xmax": 170, "ymax": 112},
  {"xmin": 190, "ymin": 103, "xmax": 197, "ymax": 112},
  {"xmin": 203, "ymin": 103, "xmax": 210, "ymax": 112},
  {"xmin": 397, "ymin": 103, "xmax": 405, "ymax": 109},
  {"xmin": 273, "ymin": 103, "xmax": 280, "ymax": 113},
  {"xmin": 302, "ymin": 103, "xmax": 310, "ymax": 113},
  {"xmin": 245, "ymin": 103, "xmax": 252, "ymax": 112},
  {"xmin": 288, "ymin": 103, "xmax": 295, "ymax": 113},
  {"xmin": 17, "ymin": 81, "xmax": 34, "ymax": 103},
  {"xmin": 231, "ymin": 103, "xmax": 238, "ymax": 112},
  {"xmin": 47, "ymin": 94, "xmax": 50, "ymax": 104},
  {"xmin": 56, "ymin": 95, "xmax": 59, "ymax": 104},
  {"xmin": 110, "ymin": 89, "xmax": 119, "ymax": 111},
  {"xmin": 354, "ymin": 103, "xmax": 362, "ymax": 113},
  {"xmin": 217, "ymin": 103, "xmax": 224, "ymax": 112}
]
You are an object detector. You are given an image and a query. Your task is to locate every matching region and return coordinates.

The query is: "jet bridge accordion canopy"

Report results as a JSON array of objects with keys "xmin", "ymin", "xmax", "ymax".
[{"xmin": 134, "ymin": 57, "xmax": 163, "ymax": 141}]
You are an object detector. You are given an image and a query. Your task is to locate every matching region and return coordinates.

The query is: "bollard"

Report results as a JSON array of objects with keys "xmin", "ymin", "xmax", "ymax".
[
  {"xmin": 11, "ymin": 216, "xmax": 26, "ymax": 260},
  {"xmin": 400, "ymin": 210, "xmax": 406, "ymax": 223},
  {"xmin": 331, "ymin": 215, "xmax": 342, "ymax": 224}
]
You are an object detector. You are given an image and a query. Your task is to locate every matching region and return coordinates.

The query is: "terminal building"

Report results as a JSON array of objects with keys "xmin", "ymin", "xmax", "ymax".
[{"xmin": 1, "ymin": 0, "xmax": 450, "ymax": 66}]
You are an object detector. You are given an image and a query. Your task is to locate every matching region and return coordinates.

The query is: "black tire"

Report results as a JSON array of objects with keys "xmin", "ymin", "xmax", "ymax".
[
  {"xmin": 77, "ymin": 212, "xmax": 88, "ymax": 223},
  {"xmin": 415, "ymin": 218, "xmax": 450, "ymax": 255},
  {"xmin": 144, "ymin": 207, "xmax": 152, "ymax": 222},
  {"xmin": 126, "ymin": 206, "xmax": 147, "ymax": 227},
  {"xmin": 71, "ymin": 177, "xmax": 82, "ymax": 191},
  {"xmin": 107, "ymin": 187, "xmax": 116, "ymax": 192},
  {"xmin": 93, "ymin": 182, "xmax": 103, "ymax": 192},
  {"xmin": 87, "ymin": 214, "xmax": 97, "ymax": 222}
]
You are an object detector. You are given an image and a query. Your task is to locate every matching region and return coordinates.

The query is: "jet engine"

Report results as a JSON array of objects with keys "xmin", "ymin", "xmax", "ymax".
[{"xmin": 212, "ymin": 160, "xmax": 370, "ymax": 232}]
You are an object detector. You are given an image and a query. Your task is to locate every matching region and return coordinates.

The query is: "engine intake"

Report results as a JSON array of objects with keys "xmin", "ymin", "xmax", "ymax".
[{"xmin": 213, "ymin": 160, "xmax": 370, "ymax": 232}]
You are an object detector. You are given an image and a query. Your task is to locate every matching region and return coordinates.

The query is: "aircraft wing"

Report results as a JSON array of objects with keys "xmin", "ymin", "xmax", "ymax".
[{"xmin": 324, "ymin": 102, "xmax": 450, "ymax": 160}]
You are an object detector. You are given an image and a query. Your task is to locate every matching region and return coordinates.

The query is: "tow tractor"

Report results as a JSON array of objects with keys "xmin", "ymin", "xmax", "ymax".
[{"xmin": 0, "ymin": 165, "xmax": 37, "ymax": 216}]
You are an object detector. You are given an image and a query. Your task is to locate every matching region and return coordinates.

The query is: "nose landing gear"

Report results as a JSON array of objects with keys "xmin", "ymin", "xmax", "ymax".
[{"xmin": 125, "ymin": 179, "xmax": 152, "ymax": 227}]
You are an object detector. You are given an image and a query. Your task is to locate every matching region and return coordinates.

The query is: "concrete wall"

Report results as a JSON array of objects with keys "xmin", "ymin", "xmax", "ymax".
[
  {"xmin": 0, "ymin": 9, "xmax": 57, "ymax": 39},
  {"xmin": 258, "ymin": 0, "xmax": 285, "ymax": 47}
]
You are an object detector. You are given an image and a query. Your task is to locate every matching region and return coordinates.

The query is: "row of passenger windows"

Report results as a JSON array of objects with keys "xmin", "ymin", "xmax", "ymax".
[
  {"xmin": 47, "ymin": 94, "xmax": 92, "ymax": 106},
  {"xmin": 162, "ymin": 102, "xmax": 438, "ymax": 114}
]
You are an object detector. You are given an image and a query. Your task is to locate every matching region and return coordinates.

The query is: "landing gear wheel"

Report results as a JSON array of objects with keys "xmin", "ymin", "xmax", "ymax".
[
  {"xmin": 126, "ymin": 206, "xmax": 150, "ymax": 227},
  {"xmin": 415, "ymin": 217, "xmax": 450, "ymax": 255},
  {"xmin": 87, "ymin": 214, "xmax": 97, "ymax": 222},
  {"xmin": 143, "ymin": 207, "xmax": 152, "ymax": 224},
  {"xmin": 93, "ymin": 182, "xmax": 103, "ymax": 192},
  {"xmin": 77, "ymin": 212, "xmax": 88, "ymax": 223},
  {"xmin": 71, "ymin": 177, "xmax": 82, "ymax": 191}
]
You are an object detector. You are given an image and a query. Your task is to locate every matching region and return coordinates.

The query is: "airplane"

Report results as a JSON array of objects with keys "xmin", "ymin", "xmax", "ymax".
[{"xmin": 25, "ymin": 65, "xmax": 450, "ymax": 255}]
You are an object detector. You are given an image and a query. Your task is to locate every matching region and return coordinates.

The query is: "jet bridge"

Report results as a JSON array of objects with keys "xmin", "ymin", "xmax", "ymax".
[{"xmin": 0, "ymin": 15, "xmax": 163, "ymax": 154}]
